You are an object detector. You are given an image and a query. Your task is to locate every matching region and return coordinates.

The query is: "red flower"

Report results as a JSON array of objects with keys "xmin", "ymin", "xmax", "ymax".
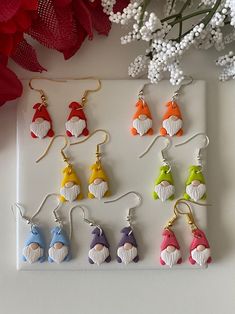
[{"xmin": 0, "ymin": 0, "xmax": 38, "ymax": 57}]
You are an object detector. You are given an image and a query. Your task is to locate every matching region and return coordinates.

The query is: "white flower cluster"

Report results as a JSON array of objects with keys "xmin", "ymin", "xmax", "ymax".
[
  {"xmin": 216, "ymin": 51, "xmax": 235, "ymax": 81},
  {"xmin": 101, "ymin": 0, "xmax": 235, "ymax": 83}
]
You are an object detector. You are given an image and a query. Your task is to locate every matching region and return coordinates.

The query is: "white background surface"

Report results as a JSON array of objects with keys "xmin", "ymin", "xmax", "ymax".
[
  {"xmin": 17, "ymin": 79, "xmax": 206, "ymax": 270},
  {"xmin": 0, "ymin": 24, "xmax": 235, "ymax": 313}
]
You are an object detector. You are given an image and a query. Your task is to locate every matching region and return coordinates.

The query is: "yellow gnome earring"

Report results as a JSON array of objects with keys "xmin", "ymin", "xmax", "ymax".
[
  {"xmin": 36, "ymin": 135, "xmax": 83, "ymax": 202},
  {"xmin": 71, "ymin": 129, "xmax": 110, "ymax": 200}
]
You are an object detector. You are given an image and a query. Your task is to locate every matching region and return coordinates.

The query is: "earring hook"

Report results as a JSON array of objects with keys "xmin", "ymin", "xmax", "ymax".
[
  {"xmin": 70, "ymin": 129, "xmax": 109, "ymax": 162},
  {"xmin": 68, "ymin": 204, "xmax": 102, "ymax": 240},
  {"xmin": 36, "ymin": 135, "xmax": 70, "ymax": 165},
  {"xmin": 104, "ymin": 191, "xmax": 142, "ymax": 230},
  {"xmin": 175, "ymin": 133, "xmax": 209, "ymax": 170},
  {"xmin": 172, "ymin": 76, "xmax": 193, "ymax": 101}
]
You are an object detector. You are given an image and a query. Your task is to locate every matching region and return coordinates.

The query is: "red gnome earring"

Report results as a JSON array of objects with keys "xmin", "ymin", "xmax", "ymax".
[
  {"xmin": 29, "ymin": 78, "xmax": 57, "ymax": 139},
  {"xmin": 131, "ymin": 85, "xmax": 153, "ymax": 137},
  {"xmin": 160, "ymin": 76, "xmax": 193, "ymax": 137},
  {"xmin": 65, "ymin": 78, "xmax": 101, "ymax": 138}
]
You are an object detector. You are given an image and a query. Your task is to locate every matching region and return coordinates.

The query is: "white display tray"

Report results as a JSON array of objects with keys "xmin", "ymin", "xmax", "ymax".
[{"xmin": 16, "ymin": 79, "xmax": 207, "ymax": 270}]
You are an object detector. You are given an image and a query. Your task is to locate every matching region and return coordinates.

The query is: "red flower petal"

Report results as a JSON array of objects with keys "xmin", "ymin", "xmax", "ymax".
[
  {"xmin": 21, "ymin": 0, "xmax": 38, "ymax": 11},
  {"xmin": 0, "ymin": 62, "xmax": 22, "ymax": 106},
  {"xmin": 14, "ymin": 10, "xmax": 33, "ymax": 31},
  {"xmin": 89, "ymin": 2, "xmax": 111, "ymax": 35},
  {"xmin": 11, "ymin": 38, "xmax": 46, "ymax": 72},
  {"xmin": 0, "ymin": 0, "xmax": 21, "ymax": 22},
  {"xmin": 73, "ymin": 0, "xmax": 93, "ymax": 39},
  {"xmin": 0, "ymin": 19, "xmax": 17, "ymax": 34},
  {"xmin": 0, "ymin": 34, "xmax": 14, "ymax": 56},
  {"xmin": 113, "ymin": 0, "xmax": 130, "ymax": 13}
]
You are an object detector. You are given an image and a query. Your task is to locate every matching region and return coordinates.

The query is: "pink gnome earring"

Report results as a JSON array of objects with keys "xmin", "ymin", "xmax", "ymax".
[
  {"xmin": 105, "ymin": 191, "xmax": 142, "ymax": 264},
  {"xmin": 65, "ymin": 78, "xmax": 101, "ymax": 138}
]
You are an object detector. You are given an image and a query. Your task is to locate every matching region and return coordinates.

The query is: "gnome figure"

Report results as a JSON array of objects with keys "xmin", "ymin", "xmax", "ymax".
[
  {"xmin": 88, "ymin": 227, "xmax": 111, "ymax": 265},
  {"xmin": 60, "ymin": 165, "xmax": 83, "ymax": 202},
  {"xmin": 153, "ymin": 165, "xmax": 175, "ymax": 202},
  {"xmin": 160, "ymin": 101, "xmax": 183, "ymax": 137},
  {"xmin": 88, "ymin": 162, "xmax": 110, "ymax": 199},
  {"xmin": 65, "ymin": 102, "xmax": 89, "ymax": 138},
  {"xmin": 117, "ymin": 227, "xmax": 139, "ymax": 264},
  {"xmin": 189, "ymin": 229, "xmax": 211, "ymax": 266},
  {"xmin": 160, "ymin": 229, "xmax": 182, "ymax": 267},
  {"xmin": 48, "ymin": 227, "xmax": 71, "ymax": 263},
  {"xmin": 131, "ymin": 99, "xmax": 153, "ymax": 136},
  {"xmin": 184, "ymin": 166, "xmax": 206, "ymax": 202},
  {"xmin": 30, "ymin": 103, "xmax": 54, "ymax": 139},
  {"xmin": 22, "ymin": 226, "xmax": 46, "ymax": 264}
]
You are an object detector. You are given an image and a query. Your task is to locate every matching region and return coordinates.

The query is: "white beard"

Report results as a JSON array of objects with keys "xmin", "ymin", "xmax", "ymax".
[
  {"xmin": 154, "ymin": 183, "xmax": 175, "ymax": 202},
  {"xmin": 65, "ymin": 118, "xmax": 86, "ymax": 137},
  {"xmin": 117, "ymin": 245, "xmax": 138, "ymax": 264},
  {"xmin": 88, "ymin": 246, "xmax": 110, "ymax": 265},
  {"xmin": 186, "ymin": 183, "xmax": 206, "ymax": 201},
  {"xmin": 48, "ymin": 245, "xmax": 69, "ymax": 264},
  {"xmin": 30, "ymin": 120, "xmax": 51, "ymax": 139},
  {"xmin": 162, "ymin": 116, "xmax": 182, "ymax": 136},
  {"xmin": 23, "ymin": 245, "xmax": 43, "ymax": 264},
  {"xmin": 160, "ymin": 248, "xmax": 181, "ymax": 267},
  {"xmin": 60, "ymin": 185, "xmax": 80, "ymax": 202},
  {"xmin": 133, "ymin": 117, "xmax": 152, "ymax": 136},
  {"xmin": 191, "ymin": 247, "xmax": 211, "ymax": 266},
  {"xmin": 88, "ymin": 181, "xmax": 108, "ymax": 200}
]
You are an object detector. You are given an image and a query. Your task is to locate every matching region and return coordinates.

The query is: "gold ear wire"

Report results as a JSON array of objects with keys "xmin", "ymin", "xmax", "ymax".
[
  {"xmin": 70, "ymin": 129, "xmax": 109, "ymax": 162},
  {"xmin": 36, "ymin": 135, "xmax": 70, "ymax": 165}
]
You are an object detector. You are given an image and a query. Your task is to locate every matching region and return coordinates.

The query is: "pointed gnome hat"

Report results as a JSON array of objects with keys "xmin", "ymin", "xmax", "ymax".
[
  {"xmin": 67, "ymin": 102, "xmax": 86, "ymax": 121},
  {"xmin": 186, "ymin": 166, "xmax": 205, "ymax": 185},
  {"xmin": 90, "ymin": 227, "xmax": 110, "ymax": 249},
  {"xmin": 32, "ymin": 103, "xmax": 52, "ymax": 122},
  {"xmin": 161, "ymin": 229, "xmax": 180, "ymax": 250},
  {"xmin": 190, "ymin": 229, "xmax": 210, "ymax": 250},
  {"xmin": 88, "ymin": 162, "xmax": 108, "ymax": 184},
  {"xmin": 118, "ymin": 227, "xmax": 137, "ymax": 247},
  {"xmin": 133, "ymin": 100, "xmax": 152, "ymax": 120},
  {"xmin": 163, "ymin": 101, "xmax": 182, "ymax": 120},
  {"xmin": 49, "ymin": 226, "xmax": 70, "ymax": 248},
  {"xmin": 155, "ymin": 165, "xmax": 174, "ymax": 185},
  {"xmin": 24, "ymin": 226, "xmax": 46, "ymax": 248},
  {"xmin": 61, "ymin": 165, "xmax": 81, "ymax": 187}
]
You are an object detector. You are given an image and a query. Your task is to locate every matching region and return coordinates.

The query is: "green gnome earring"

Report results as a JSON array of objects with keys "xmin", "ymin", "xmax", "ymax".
[
  {"xmin": 139, "ymin": 135, "xmax": 175, "ymax": 202},
  {"xmin": 175, "ymin": 133, "xmax": 209, "ymax": 202}
]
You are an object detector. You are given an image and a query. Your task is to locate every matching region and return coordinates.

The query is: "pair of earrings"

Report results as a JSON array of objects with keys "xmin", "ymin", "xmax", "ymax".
[
  {"xmin": 139, "ymin": 133, "xmax": 209, "ymax": 202},
  {"xmin": 160, "ymin": 199, "xmax": 211, "ymax": 268},
  {"xmin": 36, "ymin": 130, "xmax": 110, "ymax": 201},
  {"xmin": 131, "ymin": 77, "xmax": 193, "ymax": 137},
  {"xmin": 29, "ymin": 77, "xmax": 101, "ymax": 139}
]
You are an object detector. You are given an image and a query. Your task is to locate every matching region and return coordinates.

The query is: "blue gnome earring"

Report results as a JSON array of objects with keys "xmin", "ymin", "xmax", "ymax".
[
  {"xmin": 105, "ymin": 191, "xmax": 142, "ymax": 265},
  {"xmin": 48, "ymin": 202, "xmax": 71, "ymax": 264},
  {"xmin": 175, "ymin": 133, "xmax": 209, "ymax": 202},
  {"xmin": 13, "ymin": 193, "xmax": 59, "ymax": 264},
  {"xmin": 69, "ymin": 205, "xmax": 111, "ymax": 266},
  {"xmin": 139, "ymin": 135, "xmax": 175, "ymax": 202}
]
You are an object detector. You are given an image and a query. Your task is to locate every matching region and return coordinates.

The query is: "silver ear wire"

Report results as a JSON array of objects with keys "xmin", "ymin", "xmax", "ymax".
[
  {"xmin": 12, "ymin": 203, "xmax": 32, "ymax": 226},
  {"xmin": 175, "ymin": 132, "xmax": 209, "ymax": 170},
  {"xmin": 172, "ymin": 76, "xmax": 193, "ymax": 101},
  {"xmin": 69, "ymin": 205, "xmax": 102, "ymax": 239},
  {"xmin": 104, "ymin": 191, "xmax": 142, "ymax": 230}
]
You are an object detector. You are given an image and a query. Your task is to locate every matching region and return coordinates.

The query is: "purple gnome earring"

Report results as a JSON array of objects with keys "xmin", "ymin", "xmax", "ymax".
[
  {"xmin": 69, "ymin": 205, "xmax": 111, "ymax": 266},
  {"xmin": 105, "ymin": 191, "xmax": 142, "ymax": 265}
]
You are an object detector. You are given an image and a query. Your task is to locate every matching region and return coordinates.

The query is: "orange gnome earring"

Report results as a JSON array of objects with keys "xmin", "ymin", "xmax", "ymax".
[
  {"xmin": 131, "ymin": 86, "xmax": 153, "ymax": 137},
  {"xmin": 160, "ymin": 76, "xmax": 193, "ymax": 137},
  {"xmin": 71, "ymin": 129, "xmax": 111, "ymax": 200}
]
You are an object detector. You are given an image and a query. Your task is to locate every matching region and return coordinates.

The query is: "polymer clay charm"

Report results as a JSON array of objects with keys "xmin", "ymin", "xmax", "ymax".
[
  {"xmin": 88, "ymin": 162, "xmax": 110, "ymax": 199},
  {"xmin": 160, "ymin": 101, "xmax": 183, "ymax": 137},
  {"xmin": 117, "ymin": 227, "xmax": 139, "ymax": 264},
  {"xmin": 153, "ymin": 165, "xmax": 175, "ymax": 202},
  {"xmin": 160, "ymin": 229, "xmax": 182, "ymax": 268},
  {"xmin": 48, "ymin": 226, "xmax": 71, "ymax": 263},
  {"xmin": 88, "ymin": 227, "xmax": 111, "ymax": 265},
  {"xmin": 189, "ymin": 229, "xmax": 211, "ymax": 266},
  {"xmin": 131, "ymin": 99, "xmax": 153, "ymax": 136},
  {"xmin": 22, "ymin": 226, "xmax": 46, "ymax": 264},
  {"xmin": 65, "ymin": 102, "xmax": 89, "ymax": 138},
  {"xmin": 184, "ymin": 165, "xmax": 206, "ymax": 202},
  {"xmin": 60, "ymin": 164, "xmax": 83, "ymax": 202},
  {"xmin": 30, "ymin": 103, "xmax": 54, "ymax": 139}
]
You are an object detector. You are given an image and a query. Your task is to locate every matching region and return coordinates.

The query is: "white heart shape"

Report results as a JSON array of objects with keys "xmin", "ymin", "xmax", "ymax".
[
  {"xmin": 48, "ymin": 245, "xmax": 69, "ymax": 264},
  {"xmin": 160, "ymin": 248, "xmax": 181, "ymax": 267},
  {"xmin": 88, "ymin": 246, "xmax": 110, "ymax": 265},
  {"xmin": 23, "ymin": 245, "xmax": 43, "ymax": 264},
  {"xmin": 60, "ymin": 185, "xmax": 80, "ymax": 202},
  {"xmin": 117, "ymin": 246, "xmax": 138, "ymax": 264},
  {"xmin": 88, "ymin": 181, "xmax": 108, "ymax": 199},
  {"xmin": 30, "ymin": 120, "xmax": 51, "ymax": 139},
  {"xmin": 186, "ymin": 183, "xmax": 206, "ymax": 201},
  {"xmin": 191, "ymin": 247, "xmax": 211, "ymax": 266},
  {"xmin": 154, "ymin": 183, "xmax": 175, "ymax": 202},
  {"xmin": 132, "ymin": 118, "xmax": 152, "ymax": 136},
  {"xmin": 162, "ymin": 116, "xmax": 182, "ymax": 136},
  {"xmin": 65, "ymin": 119, "xmax": 86, "ymax": 137}
]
